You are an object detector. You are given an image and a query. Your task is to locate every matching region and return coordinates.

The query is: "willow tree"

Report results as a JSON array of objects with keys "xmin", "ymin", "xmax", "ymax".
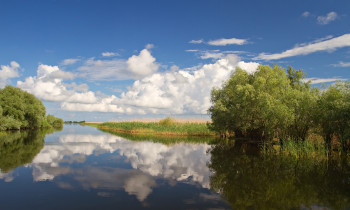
[
  {"xmin": 0, "ymin": 85, "xmax": 62, "ymax": 130},
  {"xmin": 208, "ymin": 65, "xmax": 317, "ymax": 141},
  {"xmin": 0, "ymin": 85, "xmax": 46, "ymax": 129},
  {"xmin": 316, "ymin": 82, "xmax": 350, "ymax": 150}
]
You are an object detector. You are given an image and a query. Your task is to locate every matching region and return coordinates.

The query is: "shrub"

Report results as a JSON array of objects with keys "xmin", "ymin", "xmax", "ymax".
[{"xmin": 159, "ymin": 117, "xmax": 175, "ymax": 126}]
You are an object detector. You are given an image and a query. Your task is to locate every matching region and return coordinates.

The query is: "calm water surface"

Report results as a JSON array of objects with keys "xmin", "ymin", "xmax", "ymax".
[
  {"xmin": 0, "ymin": 125, "xmax": 349, "ymax": 209},
  {"xmin": 0, "ymin": 125, "xmax": 228, "ymax": 209}
]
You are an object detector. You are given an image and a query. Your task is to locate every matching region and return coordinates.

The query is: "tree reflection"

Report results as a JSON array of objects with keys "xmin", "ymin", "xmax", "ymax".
[
  {"xmin": 0, "ymin": 128, "xmax": 60, "ymax": 173},
  {"xmin": 208, "ymin": 140, "xmax": 350, "ymax": 209}
]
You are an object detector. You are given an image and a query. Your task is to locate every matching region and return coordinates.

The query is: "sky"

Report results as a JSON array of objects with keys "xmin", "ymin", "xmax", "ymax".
[{"xmin": 0, "ymin": 0, "xmax": 350, "ymax": 122}]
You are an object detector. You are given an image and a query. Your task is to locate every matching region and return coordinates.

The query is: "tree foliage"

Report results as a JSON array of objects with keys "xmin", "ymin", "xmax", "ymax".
[
  {"xmin": 0, "ymin": 85, "xmax": 63, "ymax": 130},
  {"xmin": 209, "ymin": 65, "xmax": 315, "ymax": 141},
  {"xmin": 316, "ymin": 82, "xmax": 350, "ymax": 150},
  {"xmin": 46, "ymin": 114, "xmax": 63, "ymax": 128},
  {"xmin": 208, "ymin": 65, "xmax": 350, "ymax": 150}
]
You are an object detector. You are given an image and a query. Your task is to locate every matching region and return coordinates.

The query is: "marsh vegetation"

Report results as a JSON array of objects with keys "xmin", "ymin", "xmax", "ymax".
[
  {"xmin": 88, "ymin": 117, "xmax": 214, "ymax": 137},
  {"xmin": 208, "ymin": 65, "xmax": 350, "ymax": 154}
]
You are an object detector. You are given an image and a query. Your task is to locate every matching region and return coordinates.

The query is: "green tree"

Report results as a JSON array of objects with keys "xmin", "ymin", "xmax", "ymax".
[
  {"xmin": 0, "ymin": 116, "xmax": 22, "ymax": 130},
  {"xmin": 285, "ymin": 66, "xmax": 318, "ymax": 141},
  {"xmin": 208, "ymin": 65, "xmax": 318, "ymax": 142},
  {"xmin": 316, "ymin": 82, "xmax": 350, "ymax": 150},
  {"xmin": 23, "ymin": 91, "xmax": 46, "ymax": 128},
  {"xmin": 0, "ymin": 86, "xmax": 25, "ymax": 124},
  {"xmin": 46, "ymin": 114, "xmax": 63, "ymax": 128},
  {"xmin": 208, "ymin": 68, "xmax": 253, "ymax": 137},
  {"xmin": 0, "ymin": 85, "xmax": 63, "ymax": 131}
]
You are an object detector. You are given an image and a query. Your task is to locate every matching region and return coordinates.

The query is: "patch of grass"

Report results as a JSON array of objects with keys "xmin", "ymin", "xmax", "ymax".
[
  {"xmin": 95, "ymin": 118, "xmax": 215, "ymax": 136},
  {"xmin": 81, "ymin": 122, "xmax": 102, "ymax": 127}
]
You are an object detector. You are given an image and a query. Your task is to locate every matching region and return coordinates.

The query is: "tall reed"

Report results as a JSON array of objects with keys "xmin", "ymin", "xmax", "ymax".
[
  {"xmin": 96, "ymin": 117, "xmax": 214, "ymax": 136},
  {"xmin": 262, "ymin": 138, "xmax": 331, "ymax": 161}
]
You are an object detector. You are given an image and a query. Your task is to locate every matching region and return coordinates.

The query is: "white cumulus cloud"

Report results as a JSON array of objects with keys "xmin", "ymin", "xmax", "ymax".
[
  {"xmin": 57, "ymin": 54, "xmax": 259, "ymax": 114},
  {"xmin": 78, "ymin": 48, "xmax": 158, "ymax": 81},
  {"xmin": 112, "ymin": 55, "xmax": 257, "ymax": 115},
  {"xmin": 0, "ymin": 61, "xmax": 20, "ymax": 87},
  {"xmin": 17, "ymin": 64, "xmax": 97, "ymax": 104},
  {"xmin": 61, "ymin": 96, "xmax": 123, "ymax": 113},
  {"xmin": 126, "ymin": 49, "xmax": 159, "ymax": 78},
  {"xmin": 15, "ymin": 53, "xmax": 259, "ymax": 115},
  {"xmin": 255, "ymin": 33, "xmax": 350, "ymax": 60},
  {"xmin": 237, "ymin": 61, "xmax": 260, "ymax": 74}
]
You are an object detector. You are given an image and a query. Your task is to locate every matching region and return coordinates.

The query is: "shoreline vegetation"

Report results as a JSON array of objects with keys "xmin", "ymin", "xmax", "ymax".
[
  {"xmin": 0, "ymin": 85, "xmax": 63, "ymax": 131},
  {"xmin": 86, "ymin": 64, "xmax": 350, "ymax": 161},
  {"xmin": 2, "ymin": 63, "xmax": 349, "ymax": 161},
  {"xmin": 208, "ymin": 65, "xmax": 350, "ymax": 153},
  {"xmin": 83, "ymin": 117, "xmax": 215, "ymax": 137}
]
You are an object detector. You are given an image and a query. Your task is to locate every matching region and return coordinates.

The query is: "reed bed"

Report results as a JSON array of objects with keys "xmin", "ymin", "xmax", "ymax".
[
  {"xmin": 82, "ymin": 122, "xmax": 102, "ymax": 127},
  {"xmin": 262, "ymin": 139, "xmax": 336, "ymax": 161},
  {"xmin": 109, "ymin": 118, "xmax": 211, "ymax": 124},
  {"xmin": 93, "ymin": 117, "xmax": 214, "ymax": 136}
]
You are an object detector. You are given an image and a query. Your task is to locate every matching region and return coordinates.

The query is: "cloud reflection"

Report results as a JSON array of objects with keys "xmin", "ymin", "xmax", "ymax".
[{"xmin": 24, "ymin": 133, "xmax": 211, "ymax": 201}]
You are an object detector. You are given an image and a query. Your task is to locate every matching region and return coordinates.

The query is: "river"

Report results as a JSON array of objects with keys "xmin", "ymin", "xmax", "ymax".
[{"xmin": 0, "ymin": 124, "xmax": 349, "ymax": 209}]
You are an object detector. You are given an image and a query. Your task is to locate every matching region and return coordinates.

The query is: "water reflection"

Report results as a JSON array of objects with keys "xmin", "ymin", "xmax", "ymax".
[
  {"xmin": 0, "ymin": 128, "xmax": 63, "ymax": 179},
  {"xmin": 32, "ymin": 133, "xmax": 211, "ymax": 186},
  {"xmin": 0, "ymin": 127, "xmax": 213, "ymax": 203},
  {"xmin": 208, "ymin": 140, "xmax": 350, "ymax": 209},
  {"xmin": 0, "ymin": 130, "xmax": 45, "ymax": 173},
  {"xmin": 2, "ymin": 125, "xmax": 350, "ymax": 208}
]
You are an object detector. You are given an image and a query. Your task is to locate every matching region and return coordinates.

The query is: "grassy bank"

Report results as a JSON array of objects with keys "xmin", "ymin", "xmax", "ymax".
[
  {"xmin": 81, "ymin": 122, "xmax": 102, "ymax": 127},
  {"xmin": 84, "ymin": 118, "xmax": 215, "ymax": 137}
]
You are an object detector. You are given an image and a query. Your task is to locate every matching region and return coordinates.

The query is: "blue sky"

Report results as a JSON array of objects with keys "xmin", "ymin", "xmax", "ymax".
[{"xmin": 1, "ymin": 0, "xmax": 350, "ymax": 121}]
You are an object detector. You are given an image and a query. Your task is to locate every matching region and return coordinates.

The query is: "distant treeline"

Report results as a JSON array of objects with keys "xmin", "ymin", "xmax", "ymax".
[
  {"xmin": 0, "ymin": 85, "xmax": 63, "ymax": 131},
  {"xmin": 209, "ymin": 65, "xmax": 350, "ymax": 151},
  {"xmin": 64, "ymin": 121, "xmax": 86, "ymax": 124}
]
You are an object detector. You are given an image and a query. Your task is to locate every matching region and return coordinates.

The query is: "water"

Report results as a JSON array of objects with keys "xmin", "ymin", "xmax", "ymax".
[
  {"xmin": 0, "ymin": 125, "xmax": 228, "ymax": 209},
  {"xmin": 0, "ymin": 125, "xmax": 349, "ymax": 209}
]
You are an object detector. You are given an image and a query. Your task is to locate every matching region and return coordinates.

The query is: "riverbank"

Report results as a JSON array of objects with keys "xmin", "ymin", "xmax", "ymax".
[{"xmin": 83, "ymin": 118, "xmax": 215, "ymax": 137}]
